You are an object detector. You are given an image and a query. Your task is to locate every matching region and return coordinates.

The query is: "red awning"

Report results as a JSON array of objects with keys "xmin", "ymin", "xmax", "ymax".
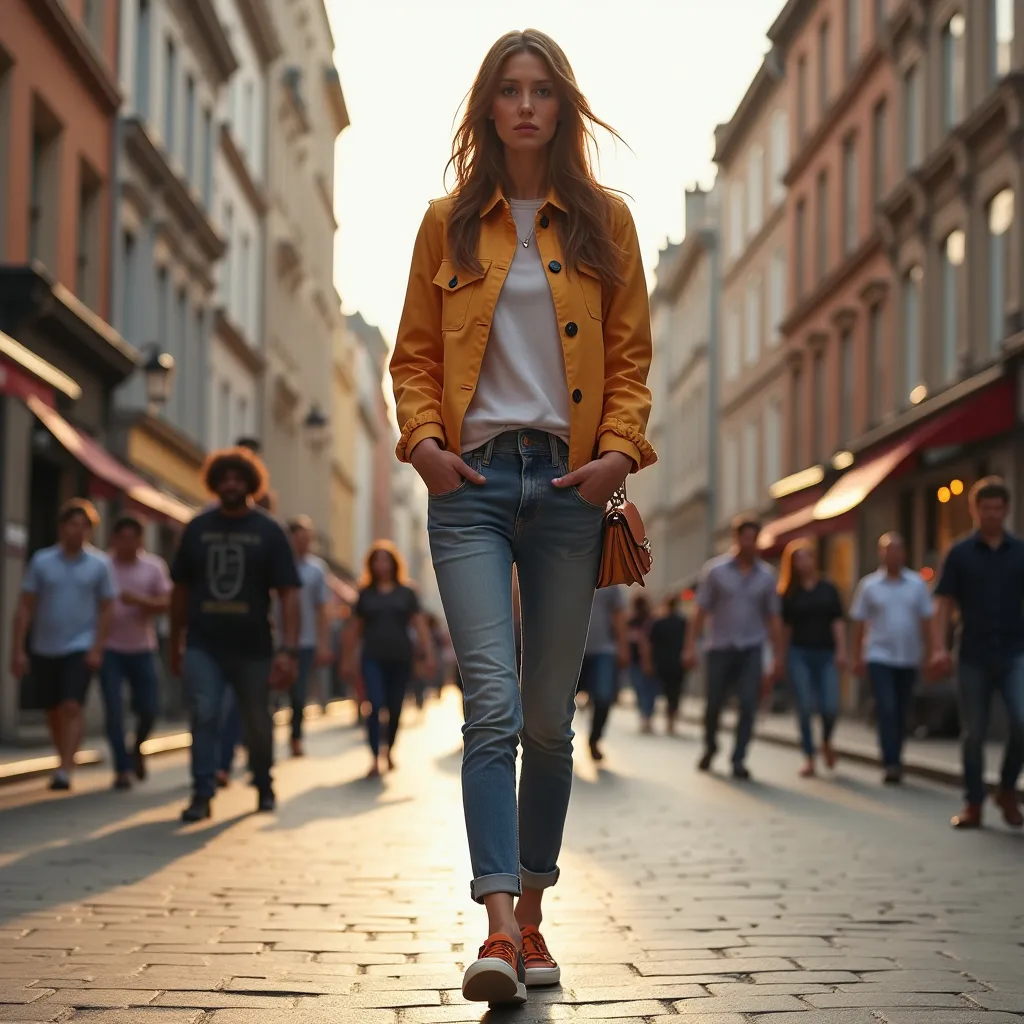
[
  {"xmin": 813, "ymin": 377, "xmax": 1015, "ymax": 521},
  {"xmin": 757, "ymin": 505, "xmax": 818, "ymax": 550},
  {"xmin": 26, "ymin": 395, "xmax": 194, "ymax": 524}
]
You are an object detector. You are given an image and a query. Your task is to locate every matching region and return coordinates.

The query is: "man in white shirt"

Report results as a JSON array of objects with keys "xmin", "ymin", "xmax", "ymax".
[{"xmin": 850, "ymin": 533, "xmax": 935, "ymax": 784}]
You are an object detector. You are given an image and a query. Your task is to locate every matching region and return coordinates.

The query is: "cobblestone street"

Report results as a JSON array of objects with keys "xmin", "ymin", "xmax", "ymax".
[{"xmin": 1, "ymin": 693, "xmax": 1022, "ymax": 1024}]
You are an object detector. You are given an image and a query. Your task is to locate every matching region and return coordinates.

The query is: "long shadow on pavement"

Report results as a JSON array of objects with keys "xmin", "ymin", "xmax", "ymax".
[
  {"xmin": 0, "ymin": 811, "xmax": 246, "ymax": 928},
  {"xmin": 261, "ymin": 773, "xmax": 413, "ymax": 832}
]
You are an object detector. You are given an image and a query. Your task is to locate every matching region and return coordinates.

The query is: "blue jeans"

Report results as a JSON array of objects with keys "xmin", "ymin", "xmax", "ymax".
[
  {"xmin": 428, "ymin": 431, "xmax": 604, "ymax": 903},
  {"xmin": 579, "ymin": 653, "xmax": 616, "ymax": 743},
  {"xmin": 219, "ymin": 688, "xmax": 242, "ymax": 775},
  {"xmin": 184, "ymin": 647, "xmax": 273, "ymax": 800},
  {"xmin": 286, "ymin": 647, "xmax": 316, "ymax": 741},
  {"xmin": 362, "ymin": 657, "xmax": 411, "ymax": 757},
  {"xmin": 787, "ymin": 647, "xmax": 839, "ymax": 757},
  {"xmin": 959, "ymin": 656, "xmax": 1024, "ymax": 805},
  {"xmin": 630, "ymin": 663, "xmax": 660, "ymax": 719},
  {"xmin": 868, "ymin": 663, "xmax": 916, "ymax": 769},
  {"xmin": 705, "ymin": 646, "xmax": 762, "ymax": 766},
  {"xmin": 99, "ymin": 650, "xmax": 160, "ymax": 775}
]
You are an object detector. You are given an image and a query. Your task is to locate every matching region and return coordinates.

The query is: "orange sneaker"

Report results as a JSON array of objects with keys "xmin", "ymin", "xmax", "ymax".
[
  {"xmin": 521, "ymin": 924, "xmax": 561, "ymax": 987},
  {"xmin": 462, "ymin": 933, "xmax": 526, "ymax": 1005}
]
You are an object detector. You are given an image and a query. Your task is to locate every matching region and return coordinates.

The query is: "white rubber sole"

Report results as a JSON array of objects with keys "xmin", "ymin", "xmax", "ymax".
[
  {"xmin": 526, "ymin": 964, "xmax": 561, "ymax": 987},
  {"xmin": 462, "ymin": 956, "xmax": 527, "ymax": 1005}
]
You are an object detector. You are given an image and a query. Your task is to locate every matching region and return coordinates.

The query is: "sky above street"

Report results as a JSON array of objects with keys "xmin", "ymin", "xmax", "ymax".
[{"xmin": 327, "ymin": 0, "xmax": 785, "ymax": 346}]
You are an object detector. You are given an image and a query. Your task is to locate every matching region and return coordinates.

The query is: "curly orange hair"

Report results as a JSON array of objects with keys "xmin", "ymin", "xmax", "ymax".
[{"xmin": 359, "ymin": 539, "xmax": 409, "ymax": 588}]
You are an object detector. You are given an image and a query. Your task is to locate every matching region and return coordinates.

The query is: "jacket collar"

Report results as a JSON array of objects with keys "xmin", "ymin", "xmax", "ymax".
[{"xmin": 479, "ymin": 184, "xmax": 568, "ymax": 218}]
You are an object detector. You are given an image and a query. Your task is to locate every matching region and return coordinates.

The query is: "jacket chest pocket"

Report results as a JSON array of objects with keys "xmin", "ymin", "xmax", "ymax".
[
  {"xmin": 579, "ymin": 263, "xmax": 604, "ymax": 322},
  {"xmin": 433, "ymin": 259, "xmax": 492, "ymax": 331}
]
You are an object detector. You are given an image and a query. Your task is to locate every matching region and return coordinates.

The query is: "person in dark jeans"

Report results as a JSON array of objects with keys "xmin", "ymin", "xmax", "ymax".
[
  {"xmin": 850, "ymin": 533, "xmax": 934, "ymax": 785},
  {"xmin": 344, "ymin": 541, "xmax": 435, "ymax": 777},
  {"xmin": 102, "ymin": 515, "xmax": 173, "ymax": 790},
  {"xmin": 684, "ymin": 517, "xmax": 781, "ymax": 781},
  {"xmin": 170, "ymin": 447, "xmax": 301, "ymax": 821},
  {"xmin": 648, "ymin": 595, "xmax": 687, "ymax": 735},
  {"xmin": 578, "ymin": 585, "xmax": 627, "ymax": 761},
  {"xmin": 778, "ymin": 539, "xmax": 847, "ymax": 778},
  {"xmin": 627, "ymin": 595, "xmax": 658, "ymax": 733},
  {"xmin": 933, "ymin": 476, "xmax": 1024, "ymax": 830}
]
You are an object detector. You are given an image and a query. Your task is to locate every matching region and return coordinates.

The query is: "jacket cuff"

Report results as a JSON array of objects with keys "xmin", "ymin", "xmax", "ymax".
[
  {"xmin": 396, "ymin": 417, "xmax": 446, "ymax": 463},
  {"xmin": 598, "ymin": 421, "xmax": 657, "ymax": 472}
]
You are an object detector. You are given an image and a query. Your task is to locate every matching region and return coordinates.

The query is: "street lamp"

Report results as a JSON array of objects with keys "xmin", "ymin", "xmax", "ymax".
[
  {"xmin": 303, "ymin": 402, "xmax": 329, "ymax": 454},
  {"xmin": 141, "ymin": 345, "xmax": 176, "ymax": 415}
]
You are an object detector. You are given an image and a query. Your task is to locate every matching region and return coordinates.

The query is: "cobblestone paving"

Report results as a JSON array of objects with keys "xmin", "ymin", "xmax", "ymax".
[{"xmin": 1, "ymin": 693, "xmax": 1022, "ymax": 1023}]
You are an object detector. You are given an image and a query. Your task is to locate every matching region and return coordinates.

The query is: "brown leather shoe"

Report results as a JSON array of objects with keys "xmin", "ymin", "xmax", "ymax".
[
  {"xmin": 950, "ymin": 802, "xmax": 983, "ymax": 829},
  {"xmin": 993, "ymin": 788, "xmax": 1024, "ymax": 828}
]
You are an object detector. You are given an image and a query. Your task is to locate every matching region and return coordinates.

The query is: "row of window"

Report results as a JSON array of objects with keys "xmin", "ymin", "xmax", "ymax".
[
  {"xmin": 723, "ymin": 249, "xmax": 787, "ymax": 380},
  {"xmin": 726, "ymin": 109, "xmax": 788, "ymax": 260},
  {"xmin": 135, "ymin": 0, "xmax": 214, "ymax": 204},
  {"xmin": 722, "ymin": 400, "xmax": 783, "ymax": 518}
]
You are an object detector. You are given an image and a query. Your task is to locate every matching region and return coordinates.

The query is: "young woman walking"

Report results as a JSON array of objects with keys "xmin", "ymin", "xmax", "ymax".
[
  {"xmin": 390, "ymin": 29, "xmax": 654, "ymax": 1006},
  {"xmin": 345, "ymin": 542, "xmax": 435, "ymax": 777},
  {"xmin": 779, "ymin": 539, "xmax": 847, "ymax": 777}
]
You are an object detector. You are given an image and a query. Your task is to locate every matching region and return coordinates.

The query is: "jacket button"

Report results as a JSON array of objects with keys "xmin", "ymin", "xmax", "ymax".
[
  {"xmin": 565, "ymin": 321, "xmax": 578, "ymax": 337},
  {"xmin": 572, "ymin": 389, "xmax": 583, "ymax": 404},
  {"xmin": 540, "ymin": 214, "xmax": 550, "ymax": 228},
  {"xmin": 448, "ymin": 276, "xmax": 458, "ymax": 288},
  {"xmin": 548, "ymin": 260, "xmax": 562, "ymax": 273}
]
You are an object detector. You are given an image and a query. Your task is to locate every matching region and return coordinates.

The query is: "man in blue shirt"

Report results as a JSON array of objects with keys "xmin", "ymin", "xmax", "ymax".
[
  {"xmin": 10, "ymin": 499, "xmax": 117, "ymax": 790},
  {"xmin": 933, "ymin": 477, "xmax": 1024, "ymax": 831}
]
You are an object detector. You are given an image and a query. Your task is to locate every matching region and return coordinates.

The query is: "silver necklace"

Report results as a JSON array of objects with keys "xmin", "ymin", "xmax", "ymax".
[{"xmin": 517, "ymin": 228, "xmax": 535, "ymax": 249}]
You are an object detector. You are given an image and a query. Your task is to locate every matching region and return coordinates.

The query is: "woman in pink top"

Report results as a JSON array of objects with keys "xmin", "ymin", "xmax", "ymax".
[{"xmin": 102, "ymin": 515, "xmax": 172, "ymax": 790}]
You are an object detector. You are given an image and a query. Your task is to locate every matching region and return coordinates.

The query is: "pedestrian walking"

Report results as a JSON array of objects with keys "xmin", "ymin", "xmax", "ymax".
[
  {"xmin": 170, "ymin": 447, "xmax": 301, "ymax": 822},
  {"xmin": 390, "ymin": 29, "xmax": 654, "ymax": 1006},
  {"xmin": 217, "ymin": 689, "xmax": 242, "ymax": 786},
  {"xmin": 578, "ymin": 586, "xmax": 628, "ymax": 761},
  {"xmin": 683, "ymin": 517, "xmax": 781, "ymax": 781},
  {"xmin": 931, "ymin": 477, "xmax": 1024, "ymax": 829},
  {"xmin": 101, "ymin": 515, "xmax": 172, "ymax": 790},
  {"xmin": 10, "ymin": 499, "xmax": 116, "ymax": 791},
  {"xmin": 778, "ymin": 539, "xmax": 846, "ymax": 778},
  {"xmin": 850, "ymin": 532, "xmax": 934, "ymax": 785},
  {"xmin": 627, "ymin": 595, "xmax": 659, "ymax": 733},
  {"xmin": 284, "ymin": 516, "xmax": 332, "ymax": 757},
  {"xmin": 648, "ymin": 595, "xmax": 688, "ymax": 734},
  {"xmin": 344, "ymin": 542, "xmax": 435, "ymax": 776}
]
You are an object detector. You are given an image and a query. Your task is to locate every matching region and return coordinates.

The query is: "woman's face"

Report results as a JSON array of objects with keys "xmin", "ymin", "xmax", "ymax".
[
  {"xmin": 793, "ymin": 548, "xmax": 816, "ymax": 578},
  {"xmin": 490, "ymin": 51, "xmax": 560, "ymax": 154},
  {"xmin": 371, "ymin": 551, "xmax": 395, "ymax": 582}
]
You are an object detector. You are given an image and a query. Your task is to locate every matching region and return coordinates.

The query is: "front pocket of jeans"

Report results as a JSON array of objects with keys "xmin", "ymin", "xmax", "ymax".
[
  {"xmin": 571, "ymin": 485, "xmax": 606, "ymax": 512},
  {"xmin": 428, "ymin": 479, "xmax": 469, "ymax": 501}
]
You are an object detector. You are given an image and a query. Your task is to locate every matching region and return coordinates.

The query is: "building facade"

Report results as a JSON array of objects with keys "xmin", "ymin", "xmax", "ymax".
[
  {"xmin": 0, "ymin": 0, "xmax": 188, "ymax": 741},
  {"xmin": 207, "ymin": 0, "xmax": 279, "ymax": 458},
  {"xmin": 713, "ymin": 53, "xmax": 792, "ymax": 553},
  {"xmin": 763, "ymin": 0, "xmax": 898, "ymax": 602},
  {"xmin": 330, "ymin": 318, "xmax": 358, "ymax": 580},
  {"xmin": 111, "ymin": 0, "xmax": 236, "ymax": 528},
  {"xmin": 261, "ymin": 0, "xmax": 347, "ymax": 550},
  {"xmin": 642, "ymin": 186, "xmax": 721, "ymax": 594}
]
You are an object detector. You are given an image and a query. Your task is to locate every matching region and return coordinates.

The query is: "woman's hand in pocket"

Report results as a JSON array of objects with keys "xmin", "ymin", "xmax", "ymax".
[
  {"xmin": 553, "ymin": 451, "xmax": 632, "ymax": 507},
  {"xmin": 411, "ymin": 439, "xmax": 485, "ymax": 496}
]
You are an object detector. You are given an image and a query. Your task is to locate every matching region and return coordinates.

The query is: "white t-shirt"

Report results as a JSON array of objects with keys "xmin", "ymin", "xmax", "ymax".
[
  {"xmin": 850, "ymin": 568, "xmax": 933, "ymax": 668},
  {"xmin": 461, "ymin": 199, "xmax": 571, "ymax": 452}
]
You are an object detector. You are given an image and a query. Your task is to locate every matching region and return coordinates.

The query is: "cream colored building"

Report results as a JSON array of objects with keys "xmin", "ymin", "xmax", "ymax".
[
  {"xmin": 330, "ymin": 319, "xmax": 357, "ymax": 580},
  {"xmin": 713, "ymin": 52, "xmax": 791, "ymax": 553},
  {"xmin": 641, "ymin": 186, "xmax": 720, "ymax": 595},
  {"xmin": 261, "ymin": 0, "xmax": 347, "ymax": 554}
]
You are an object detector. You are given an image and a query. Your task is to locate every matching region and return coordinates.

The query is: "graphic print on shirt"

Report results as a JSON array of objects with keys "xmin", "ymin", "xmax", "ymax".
[{"xmin": 204, "ymin": 540, "xmax": 247, "ymax": 608}]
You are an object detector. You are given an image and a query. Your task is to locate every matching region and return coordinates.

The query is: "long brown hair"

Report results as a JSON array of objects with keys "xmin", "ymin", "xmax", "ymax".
[
  {"xmin": 778, "ymin": 539, "xmax": 817, "ymax": 598},
  {"xmin": 446, "ymin": 29, "xmax": 626, "ymax": 285},
  {"xmin": 359, "ymin": 540, "xmax": 409, "ymax": 589}
]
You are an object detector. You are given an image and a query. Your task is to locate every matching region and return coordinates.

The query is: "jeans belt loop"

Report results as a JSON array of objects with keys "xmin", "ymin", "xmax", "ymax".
[
  {"xmin": 481, "ymin": 438, "xmax": 495, "ymax": 467},
  {"xmin": 547, "ymin": 432, "xmax": 559, "ymax": 467}
]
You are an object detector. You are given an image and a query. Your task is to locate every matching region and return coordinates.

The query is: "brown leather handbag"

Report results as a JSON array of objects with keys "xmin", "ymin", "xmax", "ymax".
[{"xmin": 597, "ymin": 485, "xmax": 653, "ymax": 588}]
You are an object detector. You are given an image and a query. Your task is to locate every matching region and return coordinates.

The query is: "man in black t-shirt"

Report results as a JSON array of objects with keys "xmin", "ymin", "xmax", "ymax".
[{"xmin": 171, "ymin": 448, "xmax": 301, "ymax": 821}]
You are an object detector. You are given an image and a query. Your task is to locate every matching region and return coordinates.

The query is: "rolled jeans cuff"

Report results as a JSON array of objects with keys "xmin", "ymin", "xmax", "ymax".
[
  {"xmin": 520, "ymin": 864, "xmax": 560, "ymax": 891},
  {"xmin": 470, "ymin": 872, "xmax": 522, "ymax": 904}
]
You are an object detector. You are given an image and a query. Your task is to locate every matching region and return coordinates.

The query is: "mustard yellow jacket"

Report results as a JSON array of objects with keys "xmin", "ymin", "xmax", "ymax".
[{"xmin": 390, "ymin": 187, "xmax": 656, "ymax": 472}]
